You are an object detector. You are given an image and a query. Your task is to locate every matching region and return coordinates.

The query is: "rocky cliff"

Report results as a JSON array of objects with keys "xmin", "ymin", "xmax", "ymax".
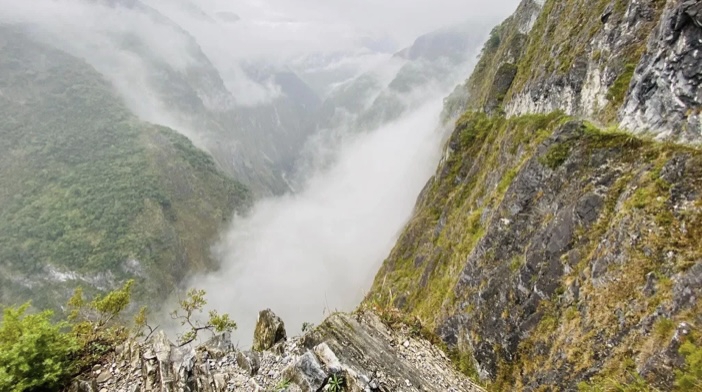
[
  {"xmin": 367, "ymin": 0, "xmax": 702, "ymax": 390},
  {"xmin": 69, "ymin": 310, "xmax": 483, "ymax": 392}
]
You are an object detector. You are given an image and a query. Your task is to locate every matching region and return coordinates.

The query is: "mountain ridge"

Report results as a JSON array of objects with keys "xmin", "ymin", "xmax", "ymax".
[{"xmin": 366, "ymin": 0, "xmax": 702, "ymax": 389}]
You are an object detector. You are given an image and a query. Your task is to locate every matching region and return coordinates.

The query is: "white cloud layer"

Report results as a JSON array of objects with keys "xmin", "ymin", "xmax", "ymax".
[{"xmin": 197, "ymin": 96, "xmax": 450, "ymax": 344}]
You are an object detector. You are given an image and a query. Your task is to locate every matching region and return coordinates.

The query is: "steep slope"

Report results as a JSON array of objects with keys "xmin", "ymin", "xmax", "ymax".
[
  {"xmin": 0, "ymin": 27, "xmax": 249, "ymax": 311},
  {"xmin": 366, "ymin": 0, "xmax": 702, "ymax": 390},
  {"xmin": 16, "ymin": 0, "xmax": 322, "ymax": 195}
]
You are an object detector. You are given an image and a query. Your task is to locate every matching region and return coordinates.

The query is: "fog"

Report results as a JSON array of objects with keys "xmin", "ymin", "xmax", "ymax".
[
  {"xmin": 198, "ymin": 96, "xmax": 449, "ymax": 344},
  {"xmin": 0, "ymin": 0, "xmax": 521, "ymax": 343}
]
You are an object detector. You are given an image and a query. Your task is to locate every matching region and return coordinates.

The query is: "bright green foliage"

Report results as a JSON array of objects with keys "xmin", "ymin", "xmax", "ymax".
[
  {"xmin": 0, "ymin": 304, "xmax": 78, "ymax": 392},
  {"xmin": 66, "ymin": 280, "xmax": 134, "ymax": 371},
  {"xmin": 171, "ymin": 289, "xmax": 237, "ymax": 346},
  {"xmin": 328, "ymin": 374, "xmax": 345, "ymax": 392},
  {"xmin": 676, "ymin": 341, "xmax": 702, "ymax": 390},
  {"xmin": 275, "ymin": 379, "xmax": 292, "ymax": 391}
]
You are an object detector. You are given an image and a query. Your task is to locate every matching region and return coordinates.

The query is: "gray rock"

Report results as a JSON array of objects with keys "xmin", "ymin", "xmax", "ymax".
[
  {"xmin": 282, "ymin": 351, "xmax": 327, "ymax": 392},
  {"xmin": 236, "ymin": 350, "xmax": 261, "ymax": 376},
  {"xmin": 69, "ymin": 380, "xmax": 99, "ymax": 392},
  {"xmin": 95, "ymin": 372, "xmax": 112, "ymax": 384},
  {"xmin": 313, "ymin": 343, "xmax": 342, "ymax": 373}
]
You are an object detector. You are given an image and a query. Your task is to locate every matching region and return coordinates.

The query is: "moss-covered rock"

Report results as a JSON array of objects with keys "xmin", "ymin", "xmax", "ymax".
[{"xmin": 366, "ymin": 111, "xmax": 702, "ymax": 390}]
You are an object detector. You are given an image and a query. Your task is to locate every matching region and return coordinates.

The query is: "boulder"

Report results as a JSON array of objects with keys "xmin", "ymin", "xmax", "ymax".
[
  {"xmin": 253, "ymin": 309, "xmax": 287, "ymax": 351},
  {"xmin": 282, "ymin": 351, "xmax": 327, "ymax": 392}
]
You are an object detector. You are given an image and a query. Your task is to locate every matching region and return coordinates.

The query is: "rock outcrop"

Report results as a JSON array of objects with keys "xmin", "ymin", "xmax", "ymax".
[
  {"xmin": 458, "ymin": 0, "xmax": 702, "ymax": 143},
  {"xmin": 370, "ymin": 0, "xmax": 702, "ymax": 386},
  {"xmin": 621, "ymin": 0, "xmax": 702, "ymax": 142},
  {"xmin": 367, "ymin": 108, "xmax": 702, "ymax": 389},
  {"xmin": 69, "ymin": 310, "xmax": 484, "ymax": 392},
  {"xmin": 253, "ymin": 309, "xmax": 287, "ymax": 352}
]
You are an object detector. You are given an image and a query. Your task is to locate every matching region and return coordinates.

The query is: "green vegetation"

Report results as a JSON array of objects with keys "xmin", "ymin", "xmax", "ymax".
[
  {"xmin": 367, "ymin": 107, "xmax": 702, "ymax": 390},
  {"xmin": 275, "ymin": 379, "xmax": 292, "ymax": 391},
  {"xmin": 170, "ymin": 289, "xmax": 237, "ymax": 346},
  {"xmin": 0, "ymin": 304, "xmax": 78, "ymax": 392},
  {"xmin": 0, "ymin": 28, "xmax": 249, "ymax": 310},
  {"xmin": 0, "ymin": 281, "xmax": 235, "ymax": 392},
  {"xmin": 328, "ymin": 374, "xmax": 345, "ymax": 392},
  {"xmin": 606, "ymin": 64, "xmax": 636, "ymax": 107},
  {"xmin": 677, "ymin": 340, "xmax": 702, "ymax": 390},
  {"xmin": 539, "ymin": 142, "xmax": 572, "ymax": 169}
]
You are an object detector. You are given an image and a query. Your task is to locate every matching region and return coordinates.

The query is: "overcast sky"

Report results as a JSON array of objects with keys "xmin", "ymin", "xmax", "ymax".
[{"xmin": 147, "ymin": 0, "xmax": 522, "ymax": 56}]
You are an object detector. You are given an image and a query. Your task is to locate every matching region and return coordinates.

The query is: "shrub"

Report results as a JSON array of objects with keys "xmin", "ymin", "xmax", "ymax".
[
  {"xmin": 170, "ymin": 289, "xmax": 237, "ymax": 346},
  {"xmin": 0, "ymin": 304, "xmax": 78, "ymax": 392},
  {"xmin": 676, "ymin": 341, "xmax": 702, "ymax": 390}
]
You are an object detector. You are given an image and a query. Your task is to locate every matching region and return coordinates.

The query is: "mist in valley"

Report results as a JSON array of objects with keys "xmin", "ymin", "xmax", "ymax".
[{"xmin": 0, "ymin": 0, "xmax": 521, "ymax": 343}]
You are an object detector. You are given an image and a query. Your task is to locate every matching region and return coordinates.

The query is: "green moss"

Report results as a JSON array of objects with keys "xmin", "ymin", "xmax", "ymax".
[
  {"xmin": 606, "ymin": 64, "xmax": 636, "ymax": 107},
  {"xmin": 653, "ymin": 318, "xmax": 676, "ymax": 340},
  {"xmin": 497, "ymin": 168, "xmax": 519, "ymax": 194},
  {"xmin": 539, "ymin": 142, "xmax": 572, "ymax": 169}
]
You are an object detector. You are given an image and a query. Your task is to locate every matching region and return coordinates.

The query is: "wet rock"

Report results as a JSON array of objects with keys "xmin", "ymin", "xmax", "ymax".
[{"xmin": 253, "ymin": 309, "xmax": 287, "ymax": 351}]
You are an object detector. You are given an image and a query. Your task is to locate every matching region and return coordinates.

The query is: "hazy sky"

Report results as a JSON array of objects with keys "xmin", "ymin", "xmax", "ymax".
[
  {"xmin": 147, "ymin": 0, "xmax": 521, "ymax": 55},
  {"xmin": 223, "ymin": 0, "xmax": 520, "ymax": 45}
]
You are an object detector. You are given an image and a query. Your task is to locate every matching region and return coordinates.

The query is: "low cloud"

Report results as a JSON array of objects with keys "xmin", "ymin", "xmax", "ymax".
[{"xmin": 192, "ymin": 94, "xmax": 450, "ymax": 344}]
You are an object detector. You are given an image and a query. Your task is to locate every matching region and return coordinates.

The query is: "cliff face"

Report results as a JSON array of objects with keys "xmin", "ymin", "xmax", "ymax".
[
  {"xmin": 367, "ymin": 0, "xmax": 702, "ymax": 390},
  {"xmin": 459, "ymin": 0, "xmax": 701, "ymax": 143}
]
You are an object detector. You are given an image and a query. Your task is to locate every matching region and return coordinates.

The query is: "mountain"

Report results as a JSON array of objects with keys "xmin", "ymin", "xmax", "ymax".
[
  {"xmin": 366, "ymin": 0, "xmax": 702, "ymax": 390},
  {"xmin": 17, "ymin": 0, "xmax": 323, "ymax": 196},
  {"xmin": 318, "ymin": 23, "xmax": 490, "ymax": 133},
  {"xmin": 0, "ymin": 26, "xmax": 250, "ymax": 311}
]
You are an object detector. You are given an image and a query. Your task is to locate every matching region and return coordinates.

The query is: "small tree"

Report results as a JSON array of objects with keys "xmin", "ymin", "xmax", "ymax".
[
  {"xmin": 170, "ymin": 288, "xmax": 237, "ymax": 346},
  {"xmin": 0, "ymin": 304, "xmax": 78, "ymax": 392},
  {"xmin": 67, "ymin": 280, "xmax": 134, "ymax": 368},
  {"xmin": 133, "ymin": 306, "xmax": 158, "ymax": 341}
]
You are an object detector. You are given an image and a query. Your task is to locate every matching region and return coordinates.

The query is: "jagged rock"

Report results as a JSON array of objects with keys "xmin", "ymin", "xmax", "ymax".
[
  {"xmin": 69, "ymin": 379, "xmax": 99, "ymax": 392},
  {"xmin": 253, "ymin": 309, "xmax": 287, "ymax": 351},
  {"xmin": 236, "ymin": 350, "xmax": 261, "ymax": 376},
  {"xmin": 70, "ymin": 310, "xmax": 483, "ymax": 392},
  {"xmin": 313, "ymin": 342, "xmax": 342, "ymax": 373},
  {"xmin": 204, "ymin": 332, "xmax": 235, "ymax": 357},
  {"xmin": 282, "ymin": 351, "xmax": 327, "ymax": 392}
]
